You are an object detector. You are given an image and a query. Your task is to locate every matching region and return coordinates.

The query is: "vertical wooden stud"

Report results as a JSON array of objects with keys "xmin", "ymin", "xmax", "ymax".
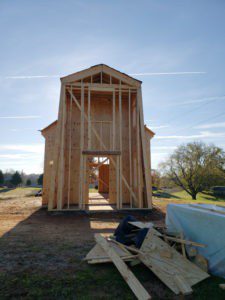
[
  {"xmin": 57, "ymin": 84, "xmax": 66, "ymax": 210},
  {"xmin": 116, "ymin": 155, "xmax": 120, "ymax": 209},
  {"xmin": 88, "ymin": 88, "xmax": 91, "ymax": 149},
  {"xmin": 67, "ymin": 86, "xmax": 73, "ymax": 208},
  {"xmin": 48, "ymin": 86, "xmax": 64, "ymax": 210},
  {"xmin": 138, "ymin": 88, "xmax": 152, "ymax": 208},
  {"xmin": 112, "ymin": 90, "xmax": 116, "ymax": 150},
  {"xmin": 136, "ymin": 94, "xmax": 141, "ymax": 208},
  {"xmin": 79, "ymin": 83, "xmax": 84, "ymax": 209},
  {"xmin": 119, "ymin": 84, "xmax": 122, "ymax": 208},
  {"xmin": 128, "ymin": 89, "xmax": 133, "ymax": 208},
  {"xmin": 100, "ymin": 122, "xmax": 103, "ymax": 150},
  {"xmin": 83, "ymin": 155, "xmax": 87, "ymax": 210}
]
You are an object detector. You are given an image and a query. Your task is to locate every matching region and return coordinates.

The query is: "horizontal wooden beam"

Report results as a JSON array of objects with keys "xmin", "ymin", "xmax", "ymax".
[
  {"xmin": 82, "ymin": 150, "xmax": 121, "ymax": 156},
  {"xmin": 66, "ymin": 83, "xmax": 137, "ymax": 90}
]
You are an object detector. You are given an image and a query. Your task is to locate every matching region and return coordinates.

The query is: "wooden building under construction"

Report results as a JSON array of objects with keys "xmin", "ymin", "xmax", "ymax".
[{"xmin": 41, "ymin": 64, "xmax": 154, "ymax": 211}]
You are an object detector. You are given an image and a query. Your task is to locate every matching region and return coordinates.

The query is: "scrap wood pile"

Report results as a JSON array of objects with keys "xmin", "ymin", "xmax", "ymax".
[{"xmin": 84, "ymin": 216, "xmax": 209, "ymax": 300}]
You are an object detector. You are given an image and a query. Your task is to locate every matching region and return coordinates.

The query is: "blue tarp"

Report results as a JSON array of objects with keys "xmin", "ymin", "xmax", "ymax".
[{"xmin": 166, "ymin": 203, "xmax": 225, "ymax": 278}]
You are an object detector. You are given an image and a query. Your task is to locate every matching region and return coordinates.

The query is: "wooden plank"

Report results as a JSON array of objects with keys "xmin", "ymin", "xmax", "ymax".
[
  {"xmin": 67, "ymin": 87, "xmax": 73, "ymax": 208},
  {"xmin": 48, "ymin": 86, "xmax": 64, "ymax": 210},
  {"xmin": 102, "ymin": 64, "xmax": 141, "ymax": 87},
  {"xmin": 119, "ymin": 85, "xmax": 123, "ymax": 209},
  {"xmin": 82, "ymin": 155, "xmax": 87, "ymax": 209},
  {"xmin": 79, "ymin": 84, "xmax": 84, "ymax": 209},
  {"xmin": 87, "ymin": 255, "xmax": 138, "ymax": 264},
  {"xmin": 57, "ymin": 85, "xmax": 66, "ymax": 209},
  {"xmin": 95, "ymin": 234, "xmax": 151, "ymax": 300},
  {"xmin": 174, "ymin": 275, "xmax": 193, "ymax": 295},
  {"xmin": 85, "ymin": 241, "xmax": 138, "ymax": 264},
  {"xmin": 66, "ymin": 82, "xmax": 137, "ymax": 90},
  {"xmin": 116, "ymin": 155, "xmax": 120, "ymax": 209},
  {"xmin": 90, "ymin": 86, "xmax": 115, "ymax": 92},
  {"xmin": 110, "ymin": 239, "xmax": 144, "ymax": 255},
  {"xmin": 84, "ymin": 242, "xmax": 131, "ymax": 261},
  {"xmin": 82, "ymin": 150, "xmax": 121, "ymax": 156},
  {"xmin": 128, "ymin": 221, "xmax": 154, "ymax": 229},
  {"xmin": 112, "ymin": 90, "xmax": 115, "ymax": 150},
  {"xmin": 136, "ymin": 96, "xmax": 141, "ymax": 207},
  {"xmin": 180, "ymin": 232, "xmax": 187, "ymax": 258},
  {"xmin": 138, "ymin": 88, "xmax": 152, "ymax": 208},
  {"xmin": 139, "ymin": 228, "xmax": 209, "ymax": 295},
  {"xmin": 162, "ymin": 235, "xmax": 206, "ymax": 248},
  {"xmin": 100, "ymin": 121, "xmax": 103, "ymax": 150},
  {"xmin": 128, "ymin": 88, "xmax": 132, "ymax": 207},
  {"xmin": 88, "ymin": 87, "xmax": 91, "ymax": 149}
]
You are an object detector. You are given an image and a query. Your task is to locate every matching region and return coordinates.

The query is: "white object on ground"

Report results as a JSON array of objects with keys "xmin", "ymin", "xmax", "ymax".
[{"xmin": 166, "ymin": 203, "xmax": 225, "ymax": 278}]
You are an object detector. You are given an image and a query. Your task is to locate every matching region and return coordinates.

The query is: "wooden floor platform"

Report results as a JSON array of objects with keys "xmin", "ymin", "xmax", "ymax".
[
  {"xmin": 50, "ymin": 193, "xmax": 151, "ymax": 212},
  {"xmin": 87, "ymin": 193, "xmax": 115, "ymax": 210}
]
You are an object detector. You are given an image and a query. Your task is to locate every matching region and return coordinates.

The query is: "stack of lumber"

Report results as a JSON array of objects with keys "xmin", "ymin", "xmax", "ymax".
[{"xmin": 84, "ymin": 221, "xmax": 209, "ymax": 300}]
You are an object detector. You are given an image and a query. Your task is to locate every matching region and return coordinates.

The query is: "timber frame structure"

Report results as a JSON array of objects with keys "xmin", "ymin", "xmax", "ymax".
[{"xmin": 41, "ymin": 64, "xmax": 154, "ymax": 211}]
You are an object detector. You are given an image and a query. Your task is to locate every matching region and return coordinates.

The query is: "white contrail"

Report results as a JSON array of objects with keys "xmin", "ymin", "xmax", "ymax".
[
  {"xmin": 195, "ymin": 122, "xmax": 225, "ymax": 129},
  {"xmin": 0, "ymin": 115, "xmax": 41, "ymax": 119},
  {"xmin": 3, "ymin": 75, "xmax": 60, "ymax": 79},
  {"xmin": 129, "ymin": 71, "xmax": 206, "ymax": 76},
  {"xmin": 2, "ymin": 71, "xmax": 206, "ymax": 79},
  {"xmin": 167, "ymin": 95, "xmax": 225, "ymax": 107}
]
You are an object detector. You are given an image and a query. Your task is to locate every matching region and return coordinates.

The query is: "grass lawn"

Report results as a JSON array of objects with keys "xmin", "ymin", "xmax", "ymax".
[
  {"xmin": 0, "ymin": 187, "xmax": 40, "ymax": 200},
  {"xmin": 0, "ymin": 266, "xmax": 224, "ymax": 300},
  {"xmin": 89, "ymin": 188, "xmax": 98, "ymax": 193},
  {"xmin": 153, "ymin": 189, "xmax": 225, "ymax": 210}
]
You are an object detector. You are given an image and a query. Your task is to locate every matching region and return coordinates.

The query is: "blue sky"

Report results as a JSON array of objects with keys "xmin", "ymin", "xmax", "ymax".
[{"xmin": 0, "ymin": 0, "xmax": 225, "ymax": 173}]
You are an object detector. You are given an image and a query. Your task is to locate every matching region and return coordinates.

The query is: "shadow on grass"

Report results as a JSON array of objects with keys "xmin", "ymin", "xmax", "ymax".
[
  {"xmin": 153, "ymin": 191, "xmax": 181, "ymax": 199},
  {"xmin": 201, "ymin": 191, "xmax": 225, "ymax": 202},
  {"xmin": 0, "ymin": 188, "xmax": 16, "ymax": 194}
]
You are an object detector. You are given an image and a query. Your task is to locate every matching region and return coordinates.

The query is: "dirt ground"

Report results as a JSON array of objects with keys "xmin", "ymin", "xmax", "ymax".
[
  {"xmin": 0, "ymin": 195, "xmax": 165, "ymax": 250},
  {"xmin": 0, "ymin": 195, "xmax": 166, "ymax": 298},
  {"xmin": 0, "ymin": 195, "xmax": 223, "ymax": 299}
]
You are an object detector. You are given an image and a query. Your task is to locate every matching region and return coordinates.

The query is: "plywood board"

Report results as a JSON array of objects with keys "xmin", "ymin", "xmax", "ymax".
[
  {"xmin": 139, "ymin": 229, "xmax": 209, "ymax": 295},
  {"xmin": 95, "ymin": 234, "xmax": 151, "ymax": 300}
]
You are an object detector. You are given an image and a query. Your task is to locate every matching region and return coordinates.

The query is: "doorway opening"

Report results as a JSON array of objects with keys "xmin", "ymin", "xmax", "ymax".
[{"xmin": 87, "ymin": 156, "xmax": 115, "ymax": 211}]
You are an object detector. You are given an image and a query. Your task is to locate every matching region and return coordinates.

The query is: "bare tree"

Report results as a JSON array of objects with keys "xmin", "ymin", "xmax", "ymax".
[{"xmin": 161, "ymin": 142, "xmax": 225, "ymax": 199}]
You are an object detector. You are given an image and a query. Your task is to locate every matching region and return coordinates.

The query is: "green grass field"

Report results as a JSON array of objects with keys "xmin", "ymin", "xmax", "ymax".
[
  {"xmin": 153, "ymin": 189, "xmax": 225, "ymax": 207},
  {"xmin": 89, "ymin": 188, "xmax": 98, "ymax": 193},
  {"xmin": 0, "ymin": 264, "xmax": 224, "ymax": 299},
  {"xmin": 0, "ymin": 187, "xmax": 40, "ymax": 200}
]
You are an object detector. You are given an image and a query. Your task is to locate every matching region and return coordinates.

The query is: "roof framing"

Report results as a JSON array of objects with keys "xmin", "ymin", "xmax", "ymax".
[{"xmin": 61, "ymin": 64, "xmax": 142, "ymax": 87}]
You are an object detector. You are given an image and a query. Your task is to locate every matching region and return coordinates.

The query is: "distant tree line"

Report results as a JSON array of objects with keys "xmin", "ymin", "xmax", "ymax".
[{"xmin": 0, "ymin": 170, "xmax": 43, "ymax": 188}]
